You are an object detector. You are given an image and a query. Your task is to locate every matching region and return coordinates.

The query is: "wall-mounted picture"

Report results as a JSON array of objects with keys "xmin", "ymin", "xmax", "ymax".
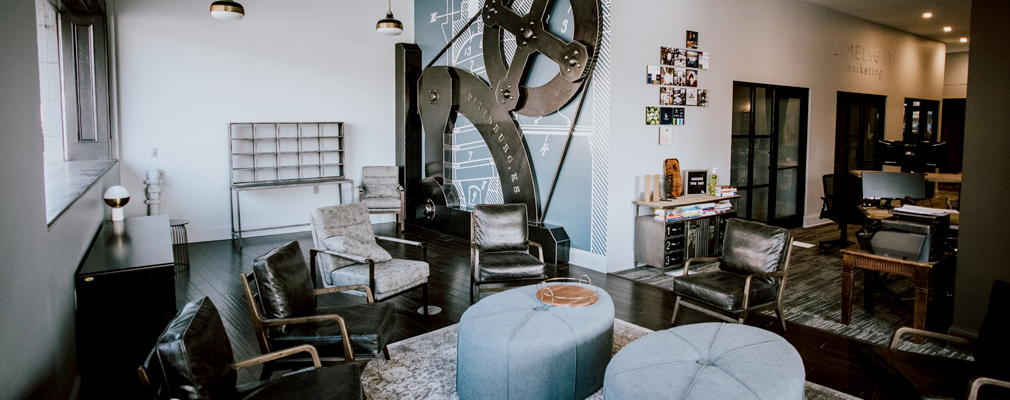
[
  {"xmin": 660, "ymin": 87, "xmax": 675, "ymax": 105},
  {"xmin": 673, "ymin": 48, "xmax": 687, "ymax": 68},
  {"xmin": 673, "ymin": 88, "xmax": 686, "ymax": 105},
  {"xmin": 659, "ymin": 126, "xmax": 674, "ymax": 145},
  {"xmin": 660, "ymin": 107, "xmax": 674, "ymax": 125},
  {"xmin": 685, "ymin": 169, "xmax": 709, "ymax": 194},
  {"xmin": 685, "ymin": 50, "xmax": 700, "ymax": 68},
  {"xmin": 673, "ymin": 107, "xmax": 686, "ymax": 125},
  {"xmin": 646, "ymin": 106, "xmax": 660, "ymax": 125},
  {"xmin": 661, "ymin": 47, "xmax": 676, "ymax": 66},
  {"xmin": 686, "ymin": 88, "xmax": 698, "ymax": 106},
  {"xmin": 673, "ymin": 68, "xmax": 687, "ymax": 86},
  {"xmin": 646, "ymin": 65, "xmax": 662, "ymax": 85},
  {"xmin": 698, "ymin": 90, "xmax": 709, "ymax": 107},
  {"xmin": 699, "ymin": 51, "xmax": 710, "ymax": 69},
  {"xmin": 662, "ymin": 67, "xmax": 676, "ymax": 85},
  {"xmin": 686, "ymin": 69, "xmax": 698, "ymax": 87},
  {"xmin": 686, "ymin": 31, "xmax": 699, "ymax": 49}
]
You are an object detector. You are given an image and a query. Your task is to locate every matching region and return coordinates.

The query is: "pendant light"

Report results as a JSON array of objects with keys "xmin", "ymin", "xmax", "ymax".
[
  {"xmin": 210, "ymin": 0, "xmax": 245, "ymax": 20},
  {"xmin": 376, "ymin": 0, "xmax": 403, "ymax": 36}
]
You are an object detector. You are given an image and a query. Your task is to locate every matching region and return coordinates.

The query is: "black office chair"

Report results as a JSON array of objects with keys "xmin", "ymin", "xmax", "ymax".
[{"xmin": 819, "ymin": 173, "xmax": 863, "ymax": 251}]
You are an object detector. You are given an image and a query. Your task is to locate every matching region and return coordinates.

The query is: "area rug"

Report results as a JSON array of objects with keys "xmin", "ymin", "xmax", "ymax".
[
  {"xmin": 361, "ymin": 320, "xmax": 861, "ymax": 400},
  {"xmin": 611, "ymin": 224, "xmax": 970, "ymax": 360}
]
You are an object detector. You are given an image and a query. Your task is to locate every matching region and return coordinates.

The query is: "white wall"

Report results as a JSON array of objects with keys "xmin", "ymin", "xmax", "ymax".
[
  {"xmin": 603, "ymin": 0, "xmax": 945, "ymax": 272},
  {"xmin": 1, "ymin": 1, "xmax": 122, "ymax": 398},
  {"xmin": 943, "ymin": 51, "xmax": 969, "ymax": 98},
  {"xmin": 113, "ymin": 0, "xmax": 414, "ymax": 242}
]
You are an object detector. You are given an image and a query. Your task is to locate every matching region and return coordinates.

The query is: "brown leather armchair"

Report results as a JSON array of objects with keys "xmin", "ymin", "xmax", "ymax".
[
  {"xmin": 240, "ymin": 241, "xmax": 396, "ymax": 379},
  {"xmin": 470, "ymin": 203, "xmax": 547, "ymax": 302},
  {"xmin": 671, "ymin": 218, "xmax": 794, "ymax": 331},
  {"xmin": 138, "ymin": 297, "xmax": 363, "ymax": 400}
]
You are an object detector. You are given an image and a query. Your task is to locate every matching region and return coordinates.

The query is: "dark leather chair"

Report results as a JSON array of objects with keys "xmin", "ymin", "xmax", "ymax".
[
  {"xmin": 470, "ymin": 203, "xmax": 547, "ymax": 302},
  {"xmin": 671, "ymin": 218, "xmax": 794, "ymax": 331},
  {"xmin": 240, "ymin": 241, "xmax": 396, "ymax": 379},
  {"xmin": 864, "ymin": 280, "xmax": 1010, "ymax": 400},
  {"xmin": 138, "ymin": 297, "xmax": 364, "ymax": 400},
  {"xmin": 819, "ymin": 173, "xmax": 864, "ymax": 251}
]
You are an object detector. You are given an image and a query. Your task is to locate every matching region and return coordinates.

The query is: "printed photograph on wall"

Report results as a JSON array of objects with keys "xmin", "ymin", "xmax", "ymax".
[
  {"xmin": 686, "ymin": 69, "xmax": 698, "ymax": 87},
  {"xmin": 660, "ymin": 107, "xmax": 674, "ymax": 125},
  {"xmin": 673, "ymin": 48, "xmax": 687, "ymax": 68},
  {"xmin": 646, "ymin": 65, "xmax": 662, "ymax": 85},
  {"xmin": 662, "ymin": 67, "xmax": 675, "ymax": 85},
  {"xmin": 698, "ymin": 90, "xmax": 709, "ymax": 107},
  {"xmin": 699, "ymin": 51, "xmax": 710, "ymax": 69},
  {"xmin": 685, "ymin": 50, "xmax": 700, "ymax": 68},
  {"xmin": 673, "ymin": 68, "xmax": 686, "ymax": 86},
  {"xmin": 660, "ymin": 87, "xmax": 675, "ymax": 105},
  {"xmin": 646, "ymin": 106, "xmax": 660, "ymax": 125},
  {"xmin": 673, "ymin": 88, "xmax": 686, "ymax": 105},
  {"xmin": 661, "ymin": 47, "xmax": 676, "ymax": 66},
  {"xmin": 673, "ymin": 107, "xmax": 686, "ymax": 125},
  {"xmin": 686, "ymin": 30, "xmax": 699, "ymax": 48},
  {"xmin": 686, "ymin": 88, "xmax": 698, "ymax": 106},
  {"xmin": 659, "ymin": 126, "xmax": 674, "ymax": 145}
]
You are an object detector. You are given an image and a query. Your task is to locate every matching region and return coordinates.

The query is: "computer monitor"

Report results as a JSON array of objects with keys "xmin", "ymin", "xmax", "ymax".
[{"xmin": 861, "ymin": 172, "xmax": 926, "ymax": 205}]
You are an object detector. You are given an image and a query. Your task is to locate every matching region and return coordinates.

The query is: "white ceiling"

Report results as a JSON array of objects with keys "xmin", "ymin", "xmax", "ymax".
[{"xmin": 800, "ymin": 0, "xmax": 972, "ymax": 52}]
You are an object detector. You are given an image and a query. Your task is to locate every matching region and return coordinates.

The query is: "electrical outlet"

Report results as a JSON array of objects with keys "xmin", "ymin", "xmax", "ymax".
[
  {"xmin": 313, "ymin": 186, "xmax": 319, "ymax": 194},
  {"xmin": 151, "ymin": 148, "xmax": 158, "ymax": 157}
]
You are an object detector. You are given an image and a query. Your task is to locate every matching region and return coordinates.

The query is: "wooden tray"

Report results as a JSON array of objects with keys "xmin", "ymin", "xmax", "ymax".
[{"xmin": 536, "ymin": 284, "xmax": 598, "ymax": 307}]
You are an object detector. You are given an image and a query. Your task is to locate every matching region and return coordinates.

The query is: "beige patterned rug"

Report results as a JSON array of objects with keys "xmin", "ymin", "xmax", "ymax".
[{"xmin": 361, "ymin": 320, "xmax": 861, "ymax": 400}]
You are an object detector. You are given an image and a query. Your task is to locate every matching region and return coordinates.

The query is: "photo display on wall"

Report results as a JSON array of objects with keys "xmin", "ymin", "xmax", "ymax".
[
  {"xmin": 687, "ymin": 31, "xmax": 699, "ymax": 49},
  {"xmin": 645, "ymin": 31, "xmax": 711, "ymax": 126}
]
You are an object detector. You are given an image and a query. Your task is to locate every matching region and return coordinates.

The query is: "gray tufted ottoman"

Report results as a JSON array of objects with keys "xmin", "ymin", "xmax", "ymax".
[
  {"xmin": 456, "ymin": 284, "xmax": 614, "ymax": 400},
  {"xmin": 604, "ymin": 322, "xmax": 805, "ymax": 400}
]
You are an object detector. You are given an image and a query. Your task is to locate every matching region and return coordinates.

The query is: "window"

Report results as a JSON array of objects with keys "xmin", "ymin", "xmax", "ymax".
[{"xmin": 36, "ymin": 0, "xmax": 65, "ymax": 168}]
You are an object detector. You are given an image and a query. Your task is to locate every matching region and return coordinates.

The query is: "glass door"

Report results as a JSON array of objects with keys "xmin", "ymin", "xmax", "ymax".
[{"xmin": 731, "ymin": 82, "xmax": 808, "ymax": 228}]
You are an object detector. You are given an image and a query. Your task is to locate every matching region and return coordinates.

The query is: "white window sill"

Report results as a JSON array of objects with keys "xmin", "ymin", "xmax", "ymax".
[{"xmin": 45, "ymin": 159, "xmax": 117, "ymax": 228}]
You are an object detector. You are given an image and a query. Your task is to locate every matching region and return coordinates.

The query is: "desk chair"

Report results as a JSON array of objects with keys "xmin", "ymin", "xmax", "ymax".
[{"xmin": 819, "ymin": 174, "xmax": 863, "ymax": 251}]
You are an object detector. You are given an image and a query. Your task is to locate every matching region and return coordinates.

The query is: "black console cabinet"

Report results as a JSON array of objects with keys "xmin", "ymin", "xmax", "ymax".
[{"xmin": 75, "ymin": 215, "xmax": 176, "ymax": 397}]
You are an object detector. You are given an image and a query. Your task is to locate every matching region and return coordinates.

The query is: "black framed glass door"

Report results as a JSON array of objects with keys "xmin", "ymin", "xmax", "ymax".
[{"xmin": 730, "ymin": 82, "xmax": 808, "ymax": 228}]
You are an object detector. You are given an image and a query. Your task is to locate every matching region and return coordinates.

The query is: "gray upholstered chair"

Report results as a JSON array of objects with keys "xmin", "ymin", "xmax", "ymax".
[
  {"xmin": 359, "ymin": 166, "xmax": 406, "ymax": 232},
  {"xmin": 138, "ymin": 297, "xmax": 364, "ymax": 400},
  {"xmin": 470, "ymin": 203, "xmax": 547, "ymax": 302},
  {"xmin": 671, "ymin": 218, "xmax": 794, "ymax": 331},
  {"xmin": 309, "ymin": 202, "xmax": 430, "ymax": 313},
  {"xmin": 239, "ymin": 241, "xmax": 396, "ymax": 379}
]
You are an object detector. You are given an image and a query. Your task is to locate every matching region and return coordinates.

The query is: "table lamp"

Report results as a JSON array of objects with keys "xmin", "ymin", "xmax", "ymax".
[{"xmin": 103, "ymin": 185, "xmax": 130, "ymax": 221}]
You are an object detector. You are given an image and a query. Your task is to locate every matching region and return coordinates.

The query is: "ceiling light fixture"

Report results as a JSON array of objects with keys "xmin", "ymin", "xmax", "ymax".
[
  {"xmin": 922, "ymin": 12, "xmax": 933, "ymax": 18},
  {"xmin": 960, "ymin": 37, "xmax": 968, "ymax": 43},
  {"xmin": 376, "ymin": 0, "xmax": 403, "ymax": 36},
  {"xmin": 210, "ymin": 0, "xmax": 244, "ymax": 20},
  {"xmin": 943, "ymin": 26, "xmax": 952, "ymax": 32}
]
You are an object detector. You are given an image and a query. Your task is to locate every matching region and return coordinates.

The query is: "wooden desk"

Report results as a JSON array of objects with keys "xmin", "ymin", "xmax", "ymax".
[
  {"xmin": 858, "ymin": 205, "xmax": 959, "ymax": 225},
  {"xmin": 840, "ymin": 247, "xmax": 949, "ymax": 344},
  {"xmin": 850, "ymin": 170, "xmax": 962, "ymax": 183}
]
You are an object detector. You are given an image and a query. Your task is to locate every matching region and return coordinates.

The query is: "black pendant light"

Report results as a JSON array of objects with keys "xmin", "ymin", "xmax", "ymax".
[
  {"xmin": 376, "ymin": 0, "xmax": 403, "ymax": 36},
  {"xmin": 210, "ymin": 0, "xmax": 244, "ymax": 20}
]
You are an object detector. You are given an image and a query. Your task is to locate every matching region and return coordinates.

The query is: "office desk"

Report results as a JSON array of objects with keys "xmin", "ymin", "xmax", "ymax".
[
  {"xmin": 850, "ymin": 170, "xmax": 962, "ymax": 183},
  {"xmin": 840, "ymin": 246, "xmax": 950, "ymax": 344},
  {"xmin": 858, "ymin": 206, "xmax": 959, "ymax": 226}
]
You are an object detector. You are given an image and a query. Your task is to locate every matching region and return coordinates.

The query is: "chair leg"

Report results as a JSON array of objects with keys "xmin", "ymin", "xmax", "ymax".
[
  {"xmin": 775, "ymin": 304, "xmax": 787, "ymax": 332},
  {"xmin": 422, "ymin": 282, "xmax": 429, "ymax": 316},
  {"xmin": 471, "ymin": 282, "xmax": 479, "ymax": 304},
  {"xmin": 384, "ymin": 345, "xmax": 391, "ymax": 360},
  {"xmin": 259, "ymin": 363, "xmax": 275, "ymax": 380},
  {"xmin": 738, "ymin": 310, "xmax": 749, "ymax": 324},
  {"xmin": 671, "ymin": 296, "xmax": 682, "ymax": 325}
]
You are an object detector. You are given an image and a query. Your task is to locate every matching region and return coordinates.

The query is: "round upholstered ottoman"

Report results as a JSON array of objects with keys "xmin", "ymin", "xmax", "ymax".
[
  {"xmin": 456, "ymin": 284, "xmax": 614, "ymax": 400},
  {"xmin": 604, "ymin": 322, "xmax": 805, "ymax": 400}
]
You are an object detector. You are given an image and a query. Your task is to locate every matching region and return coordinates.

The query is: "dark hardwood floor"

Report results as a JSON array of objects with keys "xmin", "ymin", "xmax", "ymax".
[{"xmin": 172, "ymin": 222, "xmax": 906, "ymax": 399}]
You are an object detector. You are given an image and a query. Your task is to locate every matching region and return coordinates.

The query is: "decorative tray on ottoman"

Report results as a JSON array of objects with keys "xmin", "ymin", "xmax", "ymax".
[{"xmin": 535, "ymin": 276, "xmax": 599, "ymax": 307}]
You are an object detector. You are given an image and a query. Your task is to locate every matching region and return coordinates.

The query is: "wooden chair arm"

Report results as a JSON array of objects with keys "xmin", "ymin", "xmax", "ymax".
[
  {"xmin": 260, "ymin": 313, "xmax": 356, "ymax": 361},
  {"xmin": 889, "ymin": 327, "xmax": 973, "ymax": 349},
  {"xmin": 741, "ymin": 271, "xmax": 786, "ymax": 309},
  {"xmin": 528, "ymin": 240, "xmax": 545, "ymax": 263},
  {"xmin": 315, "ymin": 284, "xmax": 374, "ymax": 303},
  {"xmin": 968, "ymin": 377, "xmax": 1010, "ymax": 400},
  {"xmin": 684, "ymin": 257, "xmax": 721, "ymax": 275},
  {"xmin": 233, "ymin": 344, "xmax": 322, "ymax": 370}
]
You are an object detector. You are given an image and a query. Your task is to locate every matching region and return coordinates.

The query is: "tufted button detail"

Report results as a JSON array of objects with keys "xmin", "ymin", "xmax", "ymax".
[{"xmin": 696, "ymin": 359, "xmax": 715, "ymax": 366}]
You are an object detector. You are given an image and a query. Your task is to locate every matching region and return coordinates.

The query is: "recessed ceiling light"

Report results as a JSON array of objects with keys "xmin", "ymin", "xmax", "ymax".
[
  {"xmin": 922, "ymin": 12, "xmax": 933, "ymax": 18},
  {"xmin": 960, "ymin": 37, "xmax": 968, "ymax": 43},
  {"xmin": 943, "ymin": 26, "xmax": 952, "ymax": 32}
]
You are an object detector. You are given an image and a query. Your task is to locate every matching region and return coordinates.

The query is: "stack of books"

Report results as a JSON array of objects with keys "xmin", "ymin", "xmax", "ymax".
[
  {"xmin": 698, "ymin": 203, "xmax": 717, "ymax": 216},
  {"xmin": 716, "ymin": 186, "xmax": 738, "ymax": 197},
  {"xmin": 653, "ymin": 200, "xmax": 735, "ymax": 222},
  {"xmin": 715, "ymin": 200, "xmax": 733, "ymax": 213}
]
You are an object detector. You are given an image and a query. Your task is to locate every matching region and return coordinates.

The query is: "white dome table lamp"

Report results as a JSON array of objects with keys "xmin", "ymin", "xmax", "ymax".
[{"xmin": 103, "ymin": 185, "xmax": 130, "ymax": 221}]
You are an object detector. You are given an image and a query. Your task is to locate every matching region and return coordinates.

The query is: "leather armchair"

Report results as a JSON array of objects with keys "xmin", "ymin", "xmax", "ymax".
[
  {"xmin": 309, "ymin": 202, "xmax": 430, "ymax": 313},
  {"xmin": 240, "ymin": 241, "xmax": 396, "ymax": 379},
  {"xmin": 863, "ymin": 280, "xmax": 1010, "ymax": 400},
  {"xmin": 138, "ymin": 297, "xmax": 364, "ymax": 400},
  {"xmin": 359, "ymin": 166, "xmax": 406, "ymax": 232},
  {"xmin": 470, "ymin": 203, "xmax": 547, "ymax": 302},
  {"xmin": 671, "ymin": 218, "xmax": 794, "ymax": 331}
]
